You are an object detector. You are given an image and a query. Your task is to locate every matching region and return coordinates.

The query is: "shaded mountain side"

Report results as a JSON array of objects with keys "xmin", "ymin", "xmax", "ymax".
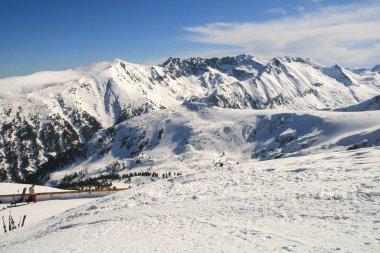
[{"xmin": 336, "ymin": 95, "xmax": 380, "ymax": 112}]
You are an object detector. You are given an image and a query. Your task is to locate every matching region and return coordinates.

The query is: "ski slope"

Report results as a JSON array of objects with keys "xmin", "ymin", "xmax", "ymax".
[{"xmin": 1, "ymin": 147, "xmax": 379, "ymax": 252}]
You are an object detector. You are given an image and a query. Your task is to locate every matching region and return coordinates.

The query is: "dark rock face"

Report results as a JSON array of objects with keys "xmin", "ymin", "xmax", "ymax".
[
  {"xmin": 161, "ymin": 54, "xmax": 265, "ymax": 80},
  {"xmin": 0, "ymin": 100, "xmax": 104, "ymax": 183}
]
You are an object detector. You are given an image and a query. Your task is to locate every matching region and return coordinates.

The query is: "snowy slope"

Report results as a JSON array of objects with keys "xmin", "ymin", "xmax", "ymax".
[
  {"xmin": 1, "ymin": 147, "xmax": 379, "ymax": 252},
  {"xmin": 250, "ymin": 57, "xmax": 380, "ymax": 110},
  {"xmin": 0, "ymin": 55, "xmax": 379, "ymax": 183},
  {"xmin": 0, "ymin": 59, "xmax": 180, "ymax": 128},
  {"xmin": 0, "ymin": 60, "xmax": 182, "ymax": 182},
  {"xmin": 372, "ymin": 65, "xmax": 380, "ymax": 72},
  {"xmin": 337, "ymin": 95, "xmax": 380, "ymax": 112},
  {"xmin": 0, "ymin": 183, "xmax": 96, "ymax": 230},
  {"xmin": 165, "ymin": 57, "xmax": 378, "ymax": 110},
  {"xmin": 49, "ymin": 106, "xmax": 379, "ymax": 180}
]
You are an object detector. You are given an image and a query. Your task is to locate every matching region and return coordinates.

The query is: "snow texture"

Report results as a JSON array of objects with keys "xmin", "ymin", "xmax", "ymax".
[{"xmin": 1, "ymin": 148, "xmax": 380, "ymax": 252}]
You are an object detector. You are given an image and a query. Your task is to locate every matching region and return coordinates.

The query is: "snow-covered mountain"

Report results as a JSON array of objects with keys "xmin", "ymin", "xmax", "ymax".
[
  {"xmin": 336, "ymin": 95, "xmax": 380, "ymax": 112},
  {"xmin": 162, "ymin": 56, "xmax": 380, "ymax": 110},
  {"xmin": 59, "ymin": 106, "xmax": 379, "ymax": 182},
  {"xmin": 0, "ymin": 55, "xmax": 379, "ymax": 183},
  {"xmin": 372, "ymin": 64, "xmax": 380, "ymax": 72}
]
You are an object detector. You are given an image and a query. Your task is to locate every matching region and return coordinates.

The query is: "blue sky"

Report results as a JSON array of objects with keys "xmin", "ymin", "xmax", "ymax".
[{"xmin": 0, "ymin": 0, "xmax": 379, "ymax": 78}]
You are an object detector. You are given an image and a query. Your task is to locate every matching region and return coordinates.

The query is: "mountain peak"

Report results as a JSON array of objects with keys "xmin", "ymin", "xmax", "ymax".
[
  {"xmin": 161, "ymin": 54, "xmax": 263, "ymax": 66},
  {"xmin": 372, "ymin": 64, "xmax": 380, "ymax": 72},
  {"xmin": 269, "ymin": 56, "xmax": 321, "ymax": 68},
  {"xmin": 111, "ymin": 58, "xmax": 126, "ymax": 65},
  {"xmin": 161, "ymin": 54, "xmax": 265, "ymax": 79},
  {"xmin": 323, "ymin": 64, "xmax": 355, "ymax": 86}
]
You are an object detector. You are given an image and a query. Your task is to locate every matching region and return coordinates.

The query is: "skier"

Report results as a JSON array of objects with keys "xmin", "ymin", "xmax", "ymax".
[{"xmin": 27, "ymin": 184, "xmax": 36, "ymax": 203}]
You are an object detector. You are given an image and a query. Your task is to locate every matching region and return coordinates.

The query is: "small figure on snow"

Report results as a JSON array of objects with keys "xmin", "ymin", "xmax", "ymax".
[{"xmin": 27, "ymin": 184, "xmax": 36, "ymax": 203}]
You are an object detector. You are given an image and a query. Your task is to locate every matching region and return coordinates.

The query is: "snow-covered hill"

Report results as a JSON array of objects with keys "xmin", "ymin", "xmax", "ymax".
[
  {"xmin": 372, "ymin": 65, "xmax": 380, "ymax": 72},
  {"xmin": 0, "ymin": 183, "xmax": 94, "ymax": 229},
  {"xmin": 336, "ymin": 95, "xmax": 380, "ymax": 112},
  {"xmin": 0, "ymin": 55, "xmax": 379, "ymax": 183},
  {"xmin": 1, "ymin": 147, "xmax": 380, "ymax": 252},
  {"xmin": 55, "ymin": 106, "xmax": 379, "ymax": 178}
]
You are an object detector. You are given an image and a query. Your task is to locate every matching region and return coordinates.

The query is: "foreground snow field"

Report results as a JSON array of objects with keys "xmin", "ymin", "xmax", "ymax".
[
  {"xmin": 1, "ymin": 147, "xmax": 379, "ymax": 252},
  {"xmin": 0, "ymin": 198, "xmax": 94, "ymax": 226}
]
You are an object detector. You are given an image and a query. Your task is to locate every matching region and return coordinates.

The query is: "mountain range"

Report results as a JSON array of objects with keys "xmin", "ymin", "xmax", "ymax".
[{"xmin": 0, "ymin": 55, "xmax": 379, "ymax": 184}]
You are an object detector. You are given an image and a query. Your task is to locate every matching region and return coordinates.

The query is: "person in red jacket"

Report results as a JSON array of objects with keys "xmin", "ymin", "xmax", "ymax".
[{"xmin": 27, "ymin": 185, "xmax": 36, "ymax": 203}]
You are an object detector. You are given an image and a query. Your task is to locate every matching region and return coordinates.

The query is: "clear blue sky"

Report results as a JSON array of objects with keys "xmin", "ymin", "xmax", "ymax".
[{"xmin": 0, "ymin": 0, "xmax": 376, "ymax": 78}]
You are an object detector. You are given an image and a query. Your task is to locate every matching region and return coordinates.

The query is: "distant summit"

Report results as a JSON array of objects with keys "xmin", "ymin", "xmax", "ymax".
[{"xmin": 372, "ymin": 64, "xmax": 380, "ymax": 72}]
